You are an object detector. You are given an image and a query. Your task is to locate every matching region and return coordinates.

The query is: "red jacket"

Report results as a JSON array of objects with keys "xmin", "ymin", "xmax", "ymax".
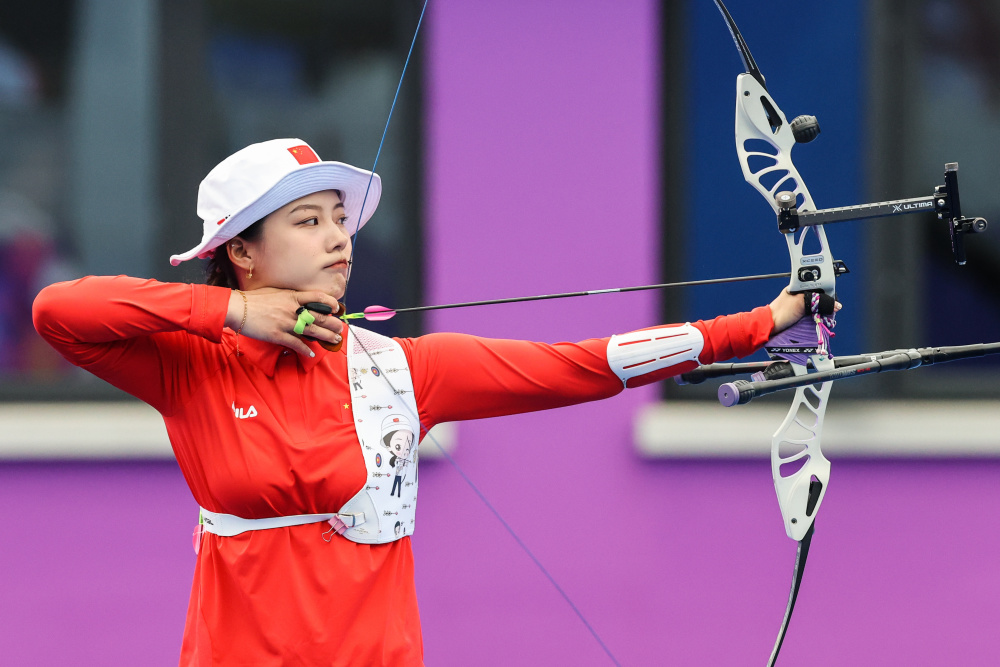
[{"xmin": 33, "ymin": 276, "xmax": 773, "ymax": 666}]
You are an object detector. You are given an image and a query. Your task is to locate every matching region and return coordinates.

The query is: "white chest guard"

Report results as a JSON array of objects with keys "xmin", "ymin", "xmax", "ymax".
[
  {"xmin": 336, "ymin": 325, "xmax": 419, "ymax": 544},
  {"xmin": 197, "ymin": 325, "xmax": 419, "ymax": 546}
]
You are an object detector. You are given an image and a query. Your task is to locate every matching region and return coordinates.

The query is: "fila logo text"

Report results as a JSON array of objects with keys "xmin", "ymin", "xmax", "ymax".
[{"xmin": 232, "ymin": 402, "xmax": 258, "ymax": 420}]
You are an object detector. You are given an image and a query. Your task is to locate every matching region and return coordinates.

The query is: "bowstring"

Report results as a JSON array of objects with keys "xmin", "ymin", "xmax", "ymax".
[
  {"xmin": 342, "ymin": 0, "xmax": 428, "ymax": 305},
  {"xmin": 341, "ymin": 2, "xmax": 620, "ymax": 663}
]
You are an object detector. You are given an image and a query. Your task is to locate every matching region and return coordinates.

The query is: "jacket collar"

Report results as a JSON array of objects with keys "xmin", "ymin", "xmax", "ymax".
[{"xmin": 233, "ymin": 324, "xmax": 347, "ymax": 376}]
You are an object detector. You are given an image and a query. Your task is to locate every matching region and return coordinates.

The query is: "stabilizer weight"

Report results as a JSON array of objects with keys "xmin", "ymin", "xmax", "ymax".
[{"xmin": 718, "ymin": 380, "xmax": 755, "ymax": 406}]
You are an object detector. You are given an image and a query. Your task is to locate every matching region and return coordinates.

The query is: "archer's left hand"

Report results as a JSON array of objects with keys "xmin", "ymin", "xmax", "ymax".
[{"xmin": 769, "ymin": 288, "xmax": 842, "ymax": 334}]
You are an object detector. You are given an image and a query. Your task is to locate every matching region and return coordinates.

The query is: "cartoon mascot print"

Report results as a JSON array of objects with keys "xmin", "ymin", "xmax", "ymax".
[{"xmin": 381, "ymin": 413, "xmax": 414, "ymax": 498}]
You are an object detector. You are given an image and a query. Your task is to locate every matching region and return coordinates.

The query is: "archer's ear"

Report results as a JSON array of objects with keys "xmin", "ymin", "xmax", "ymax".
[{"xmin": 227, "ymin": 238, "xmax": 253, "ymax": 271}]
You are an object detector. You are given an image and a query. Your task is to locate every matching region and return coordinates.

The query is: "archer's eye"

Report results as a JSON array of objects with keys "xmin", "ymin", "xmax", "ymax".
[
  {"xmin": 299, "ymin": 217, "xmax": 319, "ymax": 226},
  {"xmin": 337, "ymin": 215, "xmax": 349, "ymax": 226}
]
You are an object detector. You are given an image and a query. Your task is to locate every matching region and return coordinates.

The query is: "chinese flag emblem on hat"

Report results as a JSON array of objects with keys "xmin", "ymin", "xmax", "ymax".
[{"xmin": 287, "ymin": 144, "xmax": 320, "ymax": 165}]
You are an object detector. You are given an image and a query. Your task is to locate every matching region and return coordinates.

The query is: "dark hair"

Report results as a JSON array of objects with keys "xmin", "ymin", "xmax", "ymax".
[{"xmin": 205, "ymin": 218, "xmax": 265, "ymax": 288}]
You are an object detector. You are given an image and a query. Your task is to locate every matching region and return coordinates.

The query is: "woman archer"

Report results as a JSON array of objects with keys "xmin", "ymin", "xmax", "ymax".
[{"xmin": 33, "ymin": 138, "xmax": 825, "ymax": 666}]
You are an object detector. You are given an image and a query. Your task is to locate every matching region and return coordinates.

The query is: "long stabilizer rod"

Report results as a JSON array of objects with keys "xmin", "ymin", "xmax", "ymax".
[{"xmin": 714, "ymin": 342, "xmax": 1000, "ymax": 406}]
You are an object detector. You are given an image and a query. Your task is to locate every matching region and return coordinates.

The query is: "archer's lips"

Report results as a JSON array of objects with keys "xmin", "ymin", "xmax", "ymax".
[{"xmin": 326, "ymin": 260, "xmax": 350, "ymax": 271}]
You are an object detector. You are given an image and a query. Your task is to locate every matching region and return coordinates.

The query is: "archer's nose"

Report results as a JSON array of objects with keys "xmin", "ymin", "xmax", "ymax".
[{"xmin": 327, "ymin": 219, "xmax": 351, "ymax": 252}]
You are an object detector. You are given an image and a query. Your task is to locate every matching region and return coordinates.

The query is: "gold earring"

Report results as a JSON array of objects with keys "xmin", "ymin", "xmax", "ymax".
[{"xmin": 247, "ymin": 267, "xmax": 253, "ymax": 279}]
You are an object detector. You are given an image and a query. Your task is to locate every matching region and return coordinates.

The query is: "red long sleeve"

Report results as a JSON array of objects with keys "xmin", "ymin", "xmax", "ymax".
[
  {"xmin": 403, "ymin": 307, "xmax": 775, "ymax": 411},
  {"xmin": 32, "ymin": 276, "xmax": 231, "ymax": 413},
  {"xmin": 695, "ymin": 306, "xmax": 775, "ymax": 363}
]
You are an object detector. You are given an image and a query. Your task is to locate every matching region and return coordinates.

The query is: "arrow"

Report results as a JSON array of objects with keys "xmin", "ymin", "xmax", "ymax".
[{"xmin": 346, "ymin": 270, "xmax": 793, "ymax": 321}]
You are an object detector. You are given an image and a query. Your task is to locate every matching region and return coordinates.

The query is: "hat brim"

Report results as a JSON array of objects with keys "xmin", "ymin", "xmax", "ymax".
[{"xmin": 169, "ymin": 161, "xmax": 381, "ymax": 266}]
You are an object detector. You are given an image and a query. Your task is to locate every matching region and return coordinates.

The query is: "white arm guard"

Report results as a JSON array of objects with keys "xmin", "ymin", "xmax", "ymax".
[{"xmin": 607, "ymin": 324, "xmax": 705, "ymax": 386}]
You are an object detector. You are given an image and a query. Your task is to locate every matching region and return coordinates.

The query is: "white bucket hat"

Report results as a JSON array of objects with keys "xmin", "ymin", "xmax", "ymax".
[{"xmin": 169, "ymin": 138, "xmax": 381, "ymax": 266}]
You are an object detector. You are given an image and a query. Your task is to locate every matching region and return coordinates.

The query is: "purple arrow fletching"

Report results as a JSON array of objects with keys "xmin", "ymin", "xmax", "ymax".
[{"xmin": 363, "ymin": 305, "xmax": 396, "ymax": 321}]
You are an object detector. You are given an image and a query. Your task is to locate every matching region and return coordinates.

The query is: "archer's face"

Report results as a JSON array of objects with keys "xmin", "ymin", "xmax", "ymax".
[{"xmin": 243, "ymin": 190, "xmax": 353, "ymax": 297}]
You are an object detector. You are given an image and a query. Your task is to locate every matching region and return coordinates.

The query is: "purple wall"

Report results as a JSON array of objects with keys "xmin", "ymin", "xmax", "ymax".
[
  {"xmin": 424, "ymin": 0, "xmax": 661, "ymax": 343},
  {"xmin": 5, "ymin": 461, "xmax": 1000, "ymax": 665},
  {"xmin": 0, "ymin": 463, "xmax": 196, "ymax": 665},
  {"xmin": 4, "ymin": 1, "xmax": 1000, "ymax": 666}
]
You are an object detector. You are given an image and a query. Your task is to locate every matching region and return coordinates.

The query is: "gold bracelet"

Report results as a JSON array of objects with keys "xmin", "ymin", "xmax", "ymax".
[{"xmin": 235, "ymin": 289, "xmax": 248, "ymax": 356}]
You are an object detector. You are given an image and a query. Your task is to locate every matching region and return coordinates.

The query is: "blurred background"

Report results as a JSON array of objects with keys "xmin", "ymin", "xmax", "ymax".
[{"xmin": 2, "ymin": 0, "xmax": 999, "ymax": 664}]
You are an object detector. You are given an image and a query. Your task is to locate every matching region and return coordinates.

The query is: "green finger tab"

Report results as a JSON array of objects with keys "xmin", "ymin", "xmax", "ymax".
[{"xmin": 294, "ymin": 309, "xmax": 316, "ymax": 335}]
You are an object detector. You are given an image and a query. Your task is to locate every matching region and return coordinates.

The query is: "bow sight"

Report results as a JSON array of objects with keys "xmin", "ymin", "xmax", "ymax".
[
  {"xmin": 774, "ymin": 162, "xmax": 989, "ymax": 266},
  {"xmin": 700, "ymin": 159, "xmax": 996, "ymax": 409}
]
